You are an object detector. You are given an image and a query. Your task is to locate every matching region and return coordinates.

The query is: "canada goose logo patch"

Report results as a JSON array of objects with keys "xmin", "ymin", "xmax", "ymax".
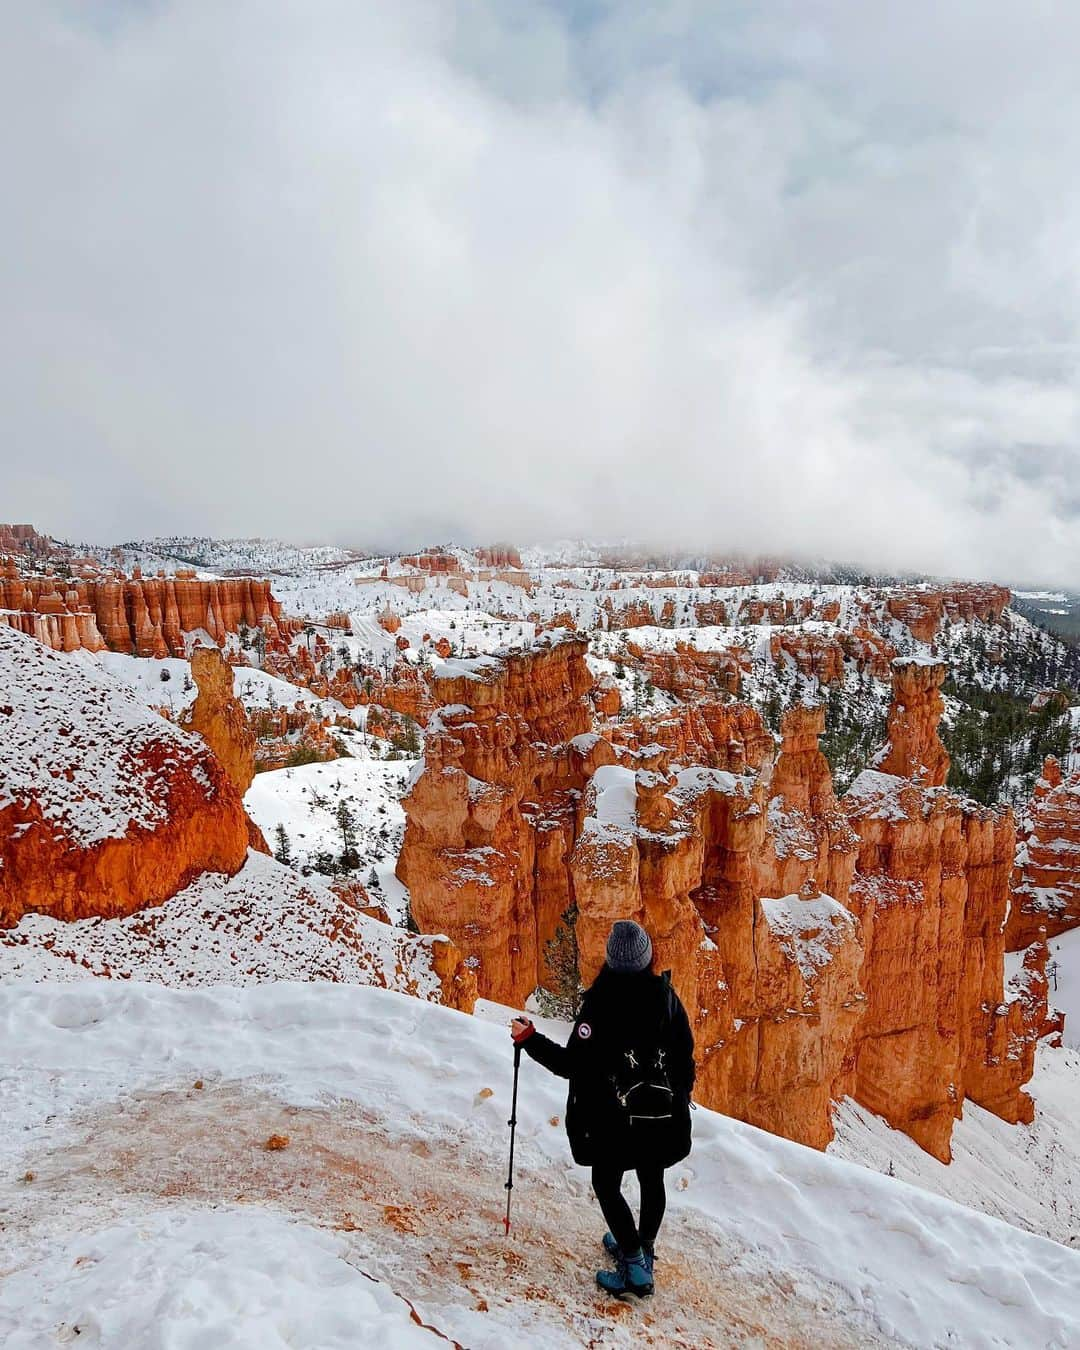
[{"xmin": 577, "ymin": 1022, "xmax": 592, "ymax": 1039}]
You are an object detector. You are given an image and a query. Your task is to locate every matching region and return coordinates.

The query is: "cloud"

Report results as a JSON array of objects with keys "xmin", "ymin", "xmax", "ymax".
[{"xmin": 3, "ymin": 1, "xmax": 1080, "ymax": 584}]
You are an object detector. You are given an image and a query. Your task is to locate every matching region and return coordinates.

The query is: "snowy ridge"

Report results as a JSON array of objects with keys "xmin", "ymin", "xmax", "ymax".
[
  {"xmin": 0, "ymin": 625, "xmax": 218, "ymax": 845},
  {"xmin": 0, "ymin": 852, "xmax": 444, "ymax": 998}
]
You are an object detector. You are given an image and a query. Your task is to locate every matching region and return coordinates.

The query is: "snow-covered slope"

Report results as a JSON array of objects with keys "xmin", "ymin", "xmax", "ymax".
[
  {"xmin": 830, "ymin": 929, "xmax": 1080, "ymax": 1251},
  {"xmin": 831, "ymin": 1045, "xmax": 1080, "ymax": 1250},
  {"xmin": 244, "ymin": 759, "xmax": 411, "ymax": 917},
  {"xmin": 2, "ymin": 981, "xmax": 1079, "ymax": 1349},
  {"xmin": 0, "ymin": 852, "xmax": 446, "ymax": 998},
  {"xmin": 0, "ymin": 625, "xmax": 219, "ymax": 846}
]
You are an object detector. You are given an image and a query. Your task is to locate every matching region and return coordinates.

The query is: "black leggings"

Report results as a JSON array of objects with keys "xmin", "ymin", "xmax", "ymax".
[{"xmin": 591, "ymin": 1164, "xmax": 666, "ymax": 1255}]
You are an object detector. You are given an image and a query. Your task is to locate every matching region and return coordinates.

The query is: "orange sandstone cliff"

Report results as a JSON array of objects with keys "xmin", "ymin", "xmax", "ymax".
[
  {"xmin": 0, "ymin": 625, "xmax": 251, "ymax": 926},
  {"xmin": 843, "ymin": 659, "xmax": 1039, "ymax": 1161},
  {"xmin": 0, "ymin": 563, "xmax": 295, "ymax": 658}
]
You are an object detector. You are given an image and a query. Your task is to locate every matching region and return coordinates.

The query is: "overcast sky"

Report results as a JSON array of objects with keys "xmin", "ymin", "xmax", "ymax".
[{"xmin": 5, "ymin": 2, "xmax": 1080, "ymax": 582}]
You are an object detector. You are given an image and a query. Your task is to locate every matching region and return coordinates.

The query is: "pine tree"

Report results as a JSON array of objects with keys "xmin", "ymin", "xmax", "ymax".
[
  {"xmin": 536, "ymin": 906, "xmax": 582, "ymax": 1019},
  {"xmin": 273, "ymin": 823, "xmax": 292, "ymax": 866},
  {"xmin": 336, "ymin": 800, "xmax": 359, "ymax": 870}
]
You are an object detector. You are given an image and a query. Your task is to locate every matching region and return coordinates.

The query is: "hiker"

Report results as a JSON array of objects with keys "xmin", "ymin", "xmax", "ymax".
[{"xmin": 510, "ymin": 919, "xmax": 695, "ymax": 1299}]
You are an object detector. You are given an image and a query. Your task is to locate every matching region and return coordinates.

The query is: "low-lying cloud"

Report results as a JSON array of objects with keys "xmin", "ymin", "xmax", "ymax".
[{"xmin": 5, "ymin": 2, "xmax": 1080, "ymax": 584}]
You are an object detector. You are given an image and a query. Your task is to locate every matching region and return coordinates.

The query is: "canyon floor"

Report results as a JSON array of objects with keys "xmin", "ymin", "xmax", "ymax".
[{"xmin": 3, "ymin": 983, "xmax": 1079, "ymax": 1350}]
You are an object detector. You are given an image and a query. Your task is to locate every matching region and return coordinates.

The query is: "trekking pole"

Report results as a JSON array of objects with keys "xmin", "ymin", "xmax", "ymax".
[{"xmin": 503, "ymin": 1041, "xmax": 522, "ymax": 1236}]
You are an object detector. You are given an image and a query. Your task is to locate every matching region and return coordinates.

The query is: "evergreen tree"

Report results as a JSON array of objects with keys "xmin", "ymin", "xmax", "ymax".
[
  {"xmin": 535, "ymin": 906, "xmax": 582, "ymax": 1020},
  {"xmin": 336, "ymin": 800, "xmax": 359, "ymax": 870}
]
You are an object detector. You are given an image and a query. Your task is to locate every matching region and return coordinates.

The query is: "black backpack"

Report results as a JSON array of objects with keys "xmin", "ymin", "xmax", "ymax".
[{"xmin": 607, "ymin": 984, "xmax": 676, "ymax": 1126}]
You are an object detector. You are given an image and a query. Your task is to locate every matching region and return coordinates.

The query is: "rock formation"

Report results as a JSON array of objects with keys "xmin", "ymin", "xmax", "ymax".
[
  {"xmin": 0, "ymin": 523, "xmax": 56, "ymax": 560},
  {"xmin": 1007, "ymin": 756, "xmax": 1080, "ymax": 947},
  {"xmin": 0, "ymin": 568, "xmax": 296, "ymax": 658},
  {"xmin": 608, "ymin": 700, "xmax": 774, "ymax": 771},
  {"xmin": 0, "ymin": 625, "xmax": 250, "ymax": 927},
  {"xmin": 885, "ymin": 583, "xmax": 1010, "ymax": 642},
  {"xmin": 396, "ymin": 631, "xmax": 597, "ymax": 1005},
  {"xmin": 181, "ymin": 646, "xmax": 258, "ymax": 796},
  {"xmin": 398, "ymin": 633, "xmax": 864, "ymax": 1146},
  {"xmin": 843, "ymin": 660, "xmax": 1039, "ymax": 1161},
  {"xmin": 871, "ymin": 657, "xmax": 950, "ymax": 785},
  {"xmin": 476, "ymin": 544, "xmax": 523, "ymax": 568},
  {"xmin": 626, "ymin": 641, "xmax": 744, "ymax": 698},
  {"xmin": 399, "ymin": 634, "xmax": 1048, "ymax": 1161}
]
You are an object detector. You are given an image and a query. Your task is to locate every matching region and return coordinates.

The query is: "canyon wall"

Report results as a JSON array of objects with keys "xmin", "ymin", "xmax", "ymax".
[
  {"xmin": 399, "ymin": 637, "xmax": 1047, "ymax": 1160},
  {"xmin": 845, "ymin": 661, "xmax": 1035, "ymax": 1160},
  {"xmin": 0, "ymin": 564, "xmax": 296, "ymax": 658}
]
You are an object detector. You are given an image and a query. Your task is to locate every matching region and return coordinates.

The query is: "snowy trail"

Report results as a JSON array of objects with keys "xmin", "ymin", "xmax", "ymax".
[
  {"xmin": 4, "ymin": 982, "xmax": 1080, "ymax": 1347},
  {"xmin": 2, "ymin": 1081, "xmax": 880, "ymax": 1349}
]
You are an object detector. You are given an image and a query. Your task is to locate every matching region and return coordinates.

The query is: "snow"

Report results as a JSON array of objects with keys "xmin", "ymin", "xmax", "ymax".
[
  {"xmin": 892, "ymin": 652, "xmax": 947, "ymax": 668},
  {"xmin": 432, "ymin": 653, "xmax": 504, "ymax": 683},
  {"xmin": 3, "ymin": 980, "xmax": 1080, "ymax": 1347},
  {"xmin": 1, "ymin": 1208, "xmax": 439, "ymax": 1350},
  {"xmin": 1044, "ymin": 927, "xmax": 1080, "ymax": 1042},
  {"xmin": 760, "ymin": 892, "xmax": 856, "ymax": 982},
  {"xmin": 0, "ymin": 852, "xmax": 443, "ymax": 997},
  {"xmin": 845, "ymin": 769, "xmax": 914, "ymax": 821},
  {"xmin": 579, "ymin": 764, "xmax": 639, "ymax": 846},
  {"xmin": 830, "ymin": 1040, "xmax": 1080, "ymax": 1252},
  {"xmin": 110, "ymin": 535, "xmax": 364, "ymax": 575},
  {"xmin": 588, "ymin": 764, "xmax": 639, "ymax": 828},
  {"xmin": 244, "ymin": 759, "xmax": 412, "ymax": 916},
  {"xmin": 77, "ymin": 649, "xmax": 352, "ymax": 725},
  {"xmin": 0, "ymin": 624, "xmax": 217, "ymax": 846}
]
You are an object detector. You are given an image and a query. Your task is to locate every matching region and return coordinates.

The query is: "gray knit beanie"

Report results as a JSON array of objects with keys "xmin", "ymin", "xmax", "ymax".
[{"xmin": 605, "ymin": 920, "xmax": 653, "ymax": 974}]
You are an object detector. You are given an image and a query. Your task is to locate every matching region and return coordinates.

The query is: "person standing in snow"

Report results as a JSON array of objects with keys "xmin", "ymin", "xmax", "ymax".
[{"xmin": 510, "ymin": 919, "xmax": 695, "ymax": 1299}]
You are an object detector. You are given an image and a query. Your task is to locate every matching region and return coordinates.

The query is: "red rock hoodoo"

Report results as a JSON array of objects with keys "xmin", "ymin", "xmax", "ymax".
[
  {"xmin": 871, "ymin": 657, "xmax": 950, "ymax": 785},
  {"xmin": 843, "ymin": 661, "xmax": 1039, "ymax": 1161},
  {"xmin": 1007, "ymin": 756, "xmax": 1080, "ymax": 947},
  {"xmin": 180, "ymin": 645, "xmax": 258, "ymax": 797}
]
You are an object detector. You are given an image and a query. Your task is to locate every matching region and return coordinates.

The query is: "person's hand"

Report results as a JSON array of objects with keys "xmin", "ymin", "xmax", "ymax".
[{"xmin": 510, "ymin": 1017, "xmax": 534, "ymax": 1044}]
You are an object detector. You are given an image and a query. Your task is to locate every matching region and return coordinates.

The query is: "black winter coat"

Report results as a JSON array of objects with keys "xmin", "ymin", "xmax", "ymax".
[{"xmin": 522, "ymin": 967, "xmax": 695, "ymax": 1169}]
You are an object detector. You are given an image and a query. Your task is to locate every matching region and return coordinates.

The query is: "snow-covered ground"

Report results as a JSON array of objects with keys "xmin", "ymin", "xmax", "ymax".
[
  {"xmin": 1045, "ymin": 927, "xmax": 1080, "ymax": 1035},
  {"xmin": 1, "ymin": 1208, "xmax": 438, "ymax": 1350},
  {"xmin": 244, "ymin": 759, "xmax": 412, "ymax": 917},
  {"xmin": 830, "ymin": 930, "xmax": 1080, "ymax": 1251},
  {"xmin": 0, "ymin": 852, "xmax": 442, "ymax": 996},
  {"xmin": 831, "ymin": 1045, "xmax": 1080, "ymax": 1251},
  {"xmin": 80, "ymin": 649, "xmax": 355, "ymax": 725},
  {"xmin": 4, "ymin": 981, "xmax": 1080, "ymax": 1348}
]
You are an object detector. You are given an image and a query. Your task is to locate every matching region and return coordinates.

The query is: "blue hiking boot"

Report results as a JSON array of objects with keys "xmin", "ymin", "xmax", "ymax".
[
  {"xmin": 596, "ymin": 1247, "xmax": 654, "ymax": 1299},
  {"xmin": 602, "ymin": 1232, "xmax": 655, "ymax": 1272}
]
